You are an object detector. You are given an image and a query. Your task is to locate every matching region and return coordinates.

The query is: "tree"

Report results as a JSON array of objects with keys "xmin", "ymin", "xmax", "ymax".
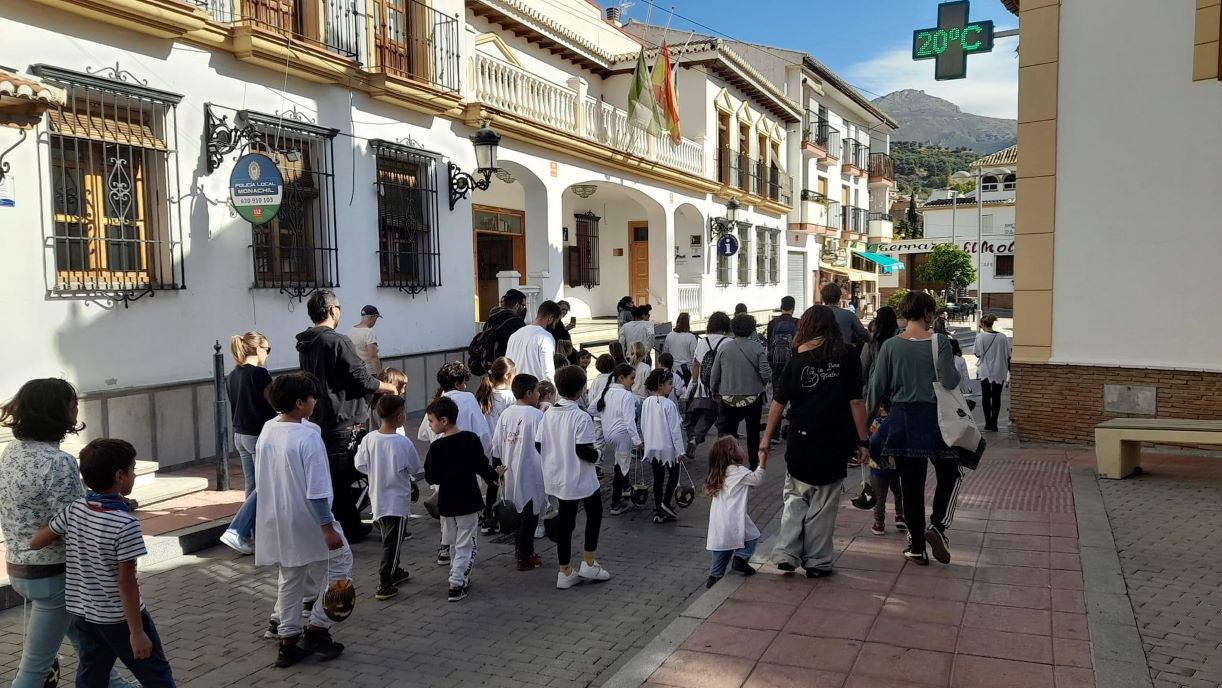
[
  {"xmin": 904, "ymin": 195, "xmax": 922, "ymax": 239},
  {"xmin": 917, "ymin": 243, "xmax": 976, "ymax": 290}
]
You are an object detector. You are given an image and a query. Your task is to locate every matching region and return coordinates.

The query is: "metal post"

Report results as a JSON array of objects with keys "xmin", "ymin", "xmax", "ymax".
[
  {"xmin": 212, "ymin": 340, "xmax": 229, "ymax": 491},
  {"xmin": 976, "ymin": 171, "xmax": 984, "ymax": 304}
]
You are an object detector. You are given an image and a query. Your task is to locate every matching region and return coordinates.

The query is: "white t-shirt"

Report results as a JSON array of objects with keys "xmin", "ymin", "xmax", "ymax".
[
  {"xmin": 641, "ymin": 395, "xmax": 684, "ymax": 465},
  {"xmin": 417, "ymin": 390, "xmax": 492, "ymax": 457},
  {"xmin": 346, "ymin": 325, "xmax": 378, "ymax": 370},
  {"xmin": 505, "ymin": 324, "xmax": 557, "ymax": 383},
  {"xmin": 354, "ymin": 430, "xmax": 423, "ymax": 520},
  {"xmin": 663, "ymin": 331, "xmax": 699, "ymax": 367},
  {"xmin": 599, "ymin": 384, "xmax": 641, "ymax": 459},
  {"xmin": 254, "ymin": 418, "xmax": 333, "ymax": 568},
  {"xmin": 485, "ymin": 387, "xmax": 516, "ymax": 436},
  {"xmin": 619, "ymin": 320, "xmax": 657, "ymax": 356},
  {"xmin": 492, "ymin": 404, "xmax": 547, "ymax": 515},
  {"xmin": 588, "ymin": 373, "xmax": 612, "ymax": 418},
  {"xmin": 631, "ymin": 361, "xmax": 651, "ymax": 399},
  {"xmin": 539, "ymin": 399, "xmax": 598, "ymax": 501},
  {"xmin": 707, "ymin": 465, "xmax": 765, "ymax": 551},
  {"xmin": 691, "ymin": 334, "xmax": 729, "ymax": 398}
]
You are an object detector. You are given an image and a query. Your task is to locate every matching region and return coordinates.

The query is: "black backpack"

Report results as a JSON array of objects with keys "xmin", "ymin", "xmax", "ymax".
[
  {"xmin": 698, "ymin": 336, "xmax": 726, "ymax": 391},
  {"xmin": 768, "ymin": 317, "xmax": 798, "ymax": 372},
  {"xmin": 466, "ymin": 321, "xmax": 504, "ymax": 377}
]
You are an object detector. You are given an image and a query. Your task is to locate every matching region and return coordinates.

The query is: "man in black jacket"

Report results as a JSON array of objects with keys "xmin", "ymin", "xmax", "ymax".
[
  {"xmin": 484, "ymin": 288, "xmax": 528, "ymax": 360},
  {"xmin": 297, "ymin": 289, "xmax": 397, "ymax": 541}
]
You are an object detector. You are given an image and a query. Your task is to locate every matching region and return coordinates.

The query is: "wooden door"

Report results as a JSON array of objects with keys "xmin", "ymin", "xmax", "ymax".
[{"xmin": 628, "ymin": 222, "xmax": 650, "ymax": 306}]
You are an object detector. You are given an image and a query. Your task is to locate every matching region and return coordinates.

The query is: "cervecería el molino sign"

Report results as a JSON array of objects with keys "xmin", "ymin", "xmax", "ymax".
[{"xmin": 229, "ymin": 153, "xmax": 284, "ymax": 225}]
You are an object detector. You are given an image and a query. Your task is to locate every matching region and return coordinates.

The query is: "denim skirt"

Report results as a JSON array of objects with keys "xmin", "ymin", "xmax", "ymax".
[{"xmin": 875, "ymin": 402, "xmax": 958, "ymax": 460}]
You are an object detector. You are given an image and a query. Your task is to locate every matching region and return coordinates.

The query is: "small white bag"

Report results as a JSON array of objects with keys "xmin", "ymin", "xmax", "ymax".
[{"xmin": 931, "ymin": 335, "xmax": 982, "ymax": 451}]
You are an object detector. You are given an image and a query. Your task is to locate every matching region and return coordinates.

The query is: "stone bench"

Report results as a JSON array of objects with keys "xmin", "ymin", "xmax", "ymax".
[{"xmin": 1096, "ymin": 418, "xmax": 1222, "ymax": 479}]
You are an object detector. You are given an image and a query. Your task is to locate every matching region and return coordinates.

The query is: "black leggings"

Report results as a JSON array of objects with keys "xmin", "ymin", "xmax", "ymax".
[
  {"xmin": 517, "ymin": 500, "xmax": 540, "ymax": 565},
  {"xmin": 612, "ymin": 463, "xmax": 628, "ymax": 504},
  {"xmin": 981, "ymin": 380, "xmax": 1004, "ymax": 429},
  {"xmin": 555, "ymin": 490, "xmax": 603, "ymax": 566},
  {"xmin": 896, "ymin": 455, "xmax": 964, "ymax": 553},
  {"xmin": 652, "ymin": 460, "xmax": 679, "ymax": 510},
  {"xmin": 720, "ymin": 397, "xmax": 764, "ymax": 469}
]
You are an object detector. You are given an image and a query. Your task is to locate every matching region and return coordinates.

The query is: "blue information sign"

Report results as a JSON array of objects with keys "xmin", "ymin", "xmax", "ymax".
[
  {"xmin": 717, "ymin": 234, "xmax": 739, "ymax": 257},
  {"xmin": 229, "ymin": 153, "xmax": 284, "ymax": 225}
]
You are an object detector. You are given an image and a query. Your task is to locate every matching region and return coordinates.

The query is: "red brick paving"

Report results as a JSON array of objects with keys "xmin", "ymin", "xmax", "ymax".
[{"xmin": 642, "ymin": 440, "xmax": 1101, "ymax": 688}]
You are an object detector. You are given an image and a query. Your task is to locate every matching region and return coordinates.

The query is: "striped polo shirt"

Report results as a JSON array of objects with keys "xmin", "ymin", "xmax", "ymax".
[{"xmin": 49, "ymin": 497, "xmax": 147, "ymax": 624}]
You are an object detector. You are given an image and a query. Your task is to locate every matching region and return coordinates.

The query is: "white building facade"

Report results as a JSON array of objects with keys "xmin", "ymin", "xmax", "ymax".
[{"xmin": 0, "ymin": 0, "xmax": 877, "ymax": 466}]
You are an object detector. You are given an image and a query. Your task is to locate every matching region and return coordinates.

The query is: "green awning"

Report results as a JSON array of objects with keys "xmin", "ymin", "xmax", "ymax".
[{"xmin": 853, "ymin": 251, "xmax": 905, "ymax": 273}]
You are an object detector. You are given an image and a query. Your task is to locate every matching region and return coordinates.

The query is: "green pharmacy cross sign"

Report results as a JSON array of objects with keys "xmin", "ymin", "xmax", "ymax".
[{"xmin": 913, "ymin": 0, "xmax": 995, "ymax": 81}]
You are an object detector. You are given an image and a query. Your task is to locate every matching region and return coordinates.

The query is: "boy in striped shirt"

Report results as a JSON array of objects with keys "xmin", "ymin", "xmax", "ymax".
[{"xmin": 31, "ymin": 438, "xmax": 175, "ymax": 687}]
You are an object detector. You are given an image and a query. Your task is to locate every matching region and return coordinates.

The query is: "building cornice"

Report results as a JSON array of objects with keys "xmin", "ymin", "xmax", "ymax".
[
  {"xmin": 28, "ymin": 0, "xmax": 207, "ymax": 39},
  {"xmin": 467, "ymin": 0, "xmax": 624, "ymax": 74}
]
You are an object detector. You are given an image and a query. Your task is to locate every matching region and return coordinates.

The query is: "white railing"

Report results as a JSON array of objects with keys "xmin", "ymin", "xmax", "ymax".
[
  {"xmin": 472, "ymin": 54, "xmax": 705, "ymax": 177},
  {"xmin": 474, "ymin": 56, "xmax": 578, "ymax": 135},
  {"xmin": 677, "ymin": 284, "xmax": 702, "ymax": 317}
]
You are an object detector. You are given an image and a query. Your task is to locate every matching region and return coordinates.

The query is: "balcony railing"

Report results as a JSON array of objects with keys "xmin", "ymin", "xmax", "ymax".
[
  {"xmin": 215, "ymin": 0, "xmax": 366, "ymax": 62},
  {"xmin": 823, "ymin": 127, "xmax": 841, "ymax": 162},
  {"xmin": 842, "ymin": 139, "xmax": 868, "ymax": 172},
  {"xmin": 869, "ymin": 152, "xmax": 894, "ymax": 182},
  {"xmin": 843, "ymin": 206, "xmax": 869, "ymax": 234},
  {"xmin": 372, "ymin": 0, "xmax": 461, "ymax": 91},
  {"xmin": 803, "ymin": 111, "xmax": 832, "ymax": 151},
  {"xmin": 678, "ymin": 284, "xmax": 703, "ymax": 317}
]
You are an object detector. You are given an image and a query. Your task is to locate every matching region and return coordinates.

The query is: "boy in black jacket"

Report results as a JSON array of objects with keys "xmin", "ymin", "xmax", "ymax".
[{"xmin": 423, "ymin": 396, "xmax": 501, "ymax": 602}]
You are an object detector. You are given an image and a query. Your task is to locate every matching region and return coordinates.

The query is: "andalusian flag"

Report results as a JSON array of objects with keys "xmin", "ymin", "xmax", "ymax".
[
  {"xmin": 627, "ymin": 47, "xmax": 661, "ymax": 136},
  {"xmin": 651, "ymin": 43, "xmax": 682, "ymax": 145}
]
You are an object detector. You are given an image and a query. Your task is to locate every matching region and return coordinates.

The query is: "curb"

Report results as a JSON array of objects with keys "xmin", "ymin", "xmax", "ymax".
[
  {"xmin": 597, "ymin": 514, "xmax": 784, "ymax": 688},
  {"xmin": 1069, "ymin": 466, "xmax": 1154, "ymax": 688}
]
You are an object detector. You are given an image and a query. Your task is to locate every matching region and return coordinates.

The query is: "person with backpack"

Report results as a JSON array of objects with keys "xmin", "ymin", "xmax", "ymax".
[
  {"xmin": 468, "ymin": 289, "xmax": 528, "ymax": 377},
  {"xmin": 685, "ymin": 311, "xmax": 732, "ymax": 458},
  {"xmin": 765, "ymin": 297, "xmax": 799, "ymax": 375}
]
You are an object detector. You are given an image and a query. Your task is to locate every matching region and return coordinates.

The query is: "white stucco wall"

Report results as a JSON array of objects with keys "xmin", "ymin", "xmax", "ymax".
[{"xmin": 1050, "ymin": 0, "xmax": 1222, "ymax": 370}]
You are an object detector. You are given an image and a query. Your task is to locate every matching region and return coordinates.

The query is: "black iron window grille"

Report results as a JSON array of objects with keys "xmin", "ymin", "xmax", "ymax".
[
  {"xmin": 755, "ymin": 227, "xmax": 767, "ymax": 286},
  {"xmin": 370, "ymin": 139, "xmax": 440, "ymax": 295},
  {"xmin": 737, "ymin": 223, "xmax": 751, "ymax": 286},
  {"xmin": 567, "ymin": 212, "xmax": 600, "ymax": 288},
  {"xmin": 715, "ymin": 219, "xmax": 732, "ymax": 286},
  {"xmin": 372, "ymin": 0, "xmax": 462, "ymax": 92},
  {"xmin": 245, "ymin": 112, "xmax": 340, "ymax": 299},
  {"xmin": 769, "ymin": 229, "xmax": 780, "ymax": 284},
  {"xmin": 33, "ymin": 64, "xmax": 185, "ymax": 307}
]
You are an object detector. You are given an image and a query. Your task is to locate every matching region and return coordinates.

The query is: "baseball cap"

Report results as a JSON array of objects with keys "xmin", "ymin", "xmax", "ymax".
[{"xmin": 360, "ymin": 305, "xmax": 381, "ymax": 318}]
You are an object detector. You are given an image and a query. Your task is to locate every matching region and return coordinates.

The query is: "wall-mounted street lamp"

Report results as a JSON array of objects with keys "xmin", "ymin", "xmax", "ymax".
[
  {"xmin": 710, "ymin": 198, "xmax": 741, "ymax": 237},
  {"xmin": 449, "ymin": 125, "xmax": 501, "ymax": 210}
]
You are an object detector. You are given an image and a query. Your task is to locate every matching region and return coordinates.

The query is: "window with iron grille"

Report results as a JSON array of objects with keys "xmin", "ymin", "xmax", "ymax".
[
  {"xmin": 715, "ymin": 220, "xmax": 731, "ymax": 286},
  {"xmin": 995, "ymin": 254, "xmax": 1014, "ymax": 278},
  {"xmin": 370, "ymin": 140, "xmax": 440, "ymax": 294},
  {"xmin": 737, "ymin": 223, "xmax": 751, "ymax": 286},
  {"xmin": 33, "ymin": 65, "xmax": 185, "ymax": 300},
  {"xmin": 245, "ymin": 112, "xmax": 340, "ymax": 296},
  {"xmin": 567, "ymin": 212, "xmax": 600, "ymax": 288},
  {"xmin": 769, "ymin": 230, "xmax": 780, "ymax": 283},
  {"xmin": 755, "ymin": 227, "xmax": 767, "ymax": 285}
]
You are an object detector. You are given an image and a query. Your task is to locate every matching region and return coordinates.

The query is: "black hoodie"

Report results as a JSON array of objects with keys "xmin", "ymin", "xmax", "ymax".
[{"xmin": 296, "ymin": 326, "xmax": 381, "ymax": 434}]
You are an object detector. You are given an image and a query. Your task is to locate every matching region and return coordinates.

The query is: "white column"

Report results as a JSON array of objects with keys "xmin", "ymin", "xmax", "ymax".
[{"xmin": 566, "ymin": 77, "xmax": 588, "ymax": 133}]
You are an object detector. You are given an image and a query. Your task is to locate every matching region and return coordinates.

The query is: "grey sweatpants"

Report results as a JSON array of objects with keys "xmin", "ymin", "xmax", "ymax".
[{"xmin": 773, "ymin": 475, "xmax": 844, "ymax": 572}]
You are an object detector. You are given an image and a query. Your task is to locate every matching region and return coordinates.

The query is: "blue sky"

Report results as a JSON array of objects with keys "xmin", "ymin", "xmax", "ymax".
[{"xmin": 617, "ymin": 0, "xmax": 1020, "ymax": 119}]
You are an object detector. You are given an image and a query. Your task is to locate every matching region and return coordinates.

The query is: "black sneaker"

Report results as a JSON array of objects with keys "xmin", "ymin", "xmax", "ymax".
[
  {"xmin": 480, "ymin": 522, "xmax": 497, "ymax": 536},
  {"xmin": 374, "ymin": 585, "xmax": 398, "ymax": 601},
  {"xmin": 448, "ymin": 586, "xmax": 467, "ymax": 602},
  {"xmin": 805, "ymin": 567, "xmax": 834, "ymax": 578},
  {"xmin": 275, "ymin": 638, "xmax": 310, "ymax": 668},
  {"xmin": 264, "ymin": 619, "xmax": 279, "ymax": 640},
  {"xmin": 731, "ymin": 556, "xmax": 756, "ymax": 577},
  {"xmin": 302, "ymin": 628, "xmax": 344, "ymax": 660},
  {"xmin": 390, "ymin": 569, "xmax": 411, "ymax": 585},
  {"xmin": 686, "ymin": 439, "xmax": 697, "ymax": 457},
  {"xmin": 609, "ymin": 501, "xmax": 628, "ymax": 516},
  {"xmin": 706, "ymin": 575, "xmax": 720, "ymax": 589},
  {"xmin": 903, "ymin": 549, "xmax": 930, "ymax": 566},
  {"xmin": 658, "ymin": 502, "xmax": 678, "ymax": 519},
  {"xmin": 776, "ymin": 561, "xmax": 797, "ymax": 573},
  {"xmin": 436, "ymin": 547, "xmax": 451, "ymax": 565},
  {"xmin": 924, "ymin": 526, "xmax": 952, "ymax": 564}
]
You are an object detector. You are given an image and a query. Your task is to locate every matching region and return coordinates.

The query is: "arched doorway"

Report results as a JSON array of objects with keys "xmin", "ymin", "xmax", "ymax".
[
  {"xmin": 674, "ymin": 203, "xmax": 706, "ymax": 317},
  {"xmin": 470, "ymin": 160, "xmax": 547, "ymax": 320}
]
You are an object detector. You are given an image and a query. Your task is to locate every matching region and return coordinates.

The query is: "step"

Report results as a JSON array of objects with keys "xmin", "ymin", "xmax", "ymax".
[
  {"xmin": 130, "ymin": 475, "xmax": 210, "ymax": 509},
  {"xmin": 135, "ymin": 459, "xmax": 158, "ymax": 489}
]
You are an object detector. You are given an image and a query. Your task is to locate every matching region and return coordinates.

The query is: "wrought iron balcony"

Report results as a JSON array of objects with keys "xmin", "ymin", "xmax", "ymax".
[{"xmin": 842, "ymin": 206, "xmax": 869, "ymax": 235}]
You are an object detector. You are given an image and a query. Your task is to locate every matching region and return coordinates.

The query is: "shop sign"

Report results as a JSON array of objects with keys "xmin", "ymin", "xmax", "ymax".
[
  {"xmin": 868, "ymin": 238, "xmax": 1014, "ymax": 255},
  {"xmin": 229, "ymin": 153, "xmax": 283, "ymax": 225},
  {"xmin": 717, "ymin": 234, "xmax": 739, "ymax": 257}
]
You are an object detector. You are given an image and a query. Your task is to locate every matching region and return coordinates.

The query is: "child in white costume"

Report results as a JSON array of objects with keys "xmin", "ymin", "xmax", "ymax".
[
  {"xmin": 640, "ymin": 369, "xmax": 685, "ymax": 523},
  {"xmin": 595, "ymin": 364, "xmax": 640, "ymax": 516},
  {"xmin": 491, "ymin": 374, "xmax": 547, "ymax": 571}
]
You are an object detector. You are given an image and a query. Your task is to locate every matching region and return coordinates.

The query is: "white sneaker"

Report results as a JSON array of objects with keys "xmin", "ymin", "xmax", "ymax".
[
  {"xmin": 578, "ymin": 561, "xmax": 612, "ymax": 582},
  {"xmin": 534, "ymin": 523, "xmax": 546, "ymax": 540},
  {"xmin": 220, "ymin": 530, "xmax": 253, "ymax": 555},
  {"xmin": 556, "ymin": 569, "xmax": 582, "ymax": 590}
]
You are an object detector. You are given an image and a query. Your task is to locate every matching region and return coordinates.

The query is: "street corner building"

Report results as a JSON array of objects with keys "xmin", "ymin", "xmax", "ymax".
[
  {"xmin": 0, "ymin": 0, "xmax": 896, "ymax": 470},
  {"xmin": 1007, "ymin": 0, "xmax": 1222, "ymax": 443}
]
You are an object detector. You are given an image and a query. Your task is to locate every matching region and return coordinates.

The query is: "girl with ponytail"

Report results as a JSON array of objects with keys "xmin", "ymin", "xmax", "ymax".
[
  {"xmin": 219, "ymin": 331, "xmax": 275, "ymax": 555},
  {"xmin": 598, "ymin": 364, "xmax": 641, "ymax": 516}
]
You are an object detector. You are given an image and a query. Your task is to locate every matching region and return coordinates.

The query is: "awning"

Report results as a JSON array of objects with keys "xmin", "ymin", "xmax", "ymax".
[
  {"xmin": 854, "ymin": 250, "xmax": 905, "ymax": 273},
  {"xmin": 821, "ymin": 265, "xmax": 879, "ymax": 283}
]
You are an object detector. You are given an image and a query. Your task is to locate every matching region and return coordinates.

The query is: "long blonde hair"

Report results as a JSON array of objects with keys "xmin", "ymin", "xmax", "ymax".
[
  {"xmin": 627, "ymin": 341, "xmax": 649, "ymax": 368},
  {"xmin": 230, "ymin": 331, "xmax": 268, "ymax": 366}
]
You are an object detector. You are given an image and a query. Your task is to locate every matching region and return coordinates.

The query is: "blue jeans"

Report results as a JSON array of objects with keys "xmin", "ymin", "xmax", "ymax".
[
  {"xmin": 228, "ymin": 433, "xmax": 260, "ymax": 539},
  {"xmin": 75, "ymin": 611, "xmax": 175, "ymax": 687},
  {"xmin": 709, "ymin": 537, "xmax": 758, "ymax": 578},
  {"xmin": 10, "ymin": 575, "xmax": 135, "ymax": 688}
]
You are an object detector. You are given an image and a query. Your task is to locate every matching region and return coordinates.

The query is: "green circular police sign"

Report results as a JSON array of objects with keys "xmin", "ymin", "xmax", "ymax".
[{"xmin": 229, "ymin": 153, "xmax": 284, "ymax": 225}]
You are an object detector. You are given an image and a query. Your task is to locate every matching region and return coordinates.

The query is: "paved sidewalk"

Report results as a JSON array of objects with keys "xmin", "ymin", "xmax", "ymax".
[{"xmin": 612, "ymin": 437, "xmax": 1100, "ymax": 688}]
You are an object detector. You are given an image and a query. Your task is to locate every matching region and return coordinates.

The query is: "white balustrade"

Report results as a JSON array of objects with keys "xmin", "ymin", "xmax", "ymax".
[{"xmin": 677, "ymin": 284, "xmax": 702, "ymax": 317}]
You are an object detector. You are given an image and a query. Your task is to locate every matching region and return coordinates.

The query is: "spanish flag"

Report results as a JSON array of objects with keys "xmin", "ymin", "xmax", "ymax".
[{"xmin": 651, "ymin": 43, "xmax": 682, "ymax": 145}]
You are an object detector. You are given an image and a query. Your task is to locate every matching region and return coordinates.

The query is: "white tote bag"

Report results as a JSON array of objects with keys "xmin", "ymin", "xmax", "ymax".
[{"xmin": 931, "ymin": 335, "xmax": 982, "ymax": 450}]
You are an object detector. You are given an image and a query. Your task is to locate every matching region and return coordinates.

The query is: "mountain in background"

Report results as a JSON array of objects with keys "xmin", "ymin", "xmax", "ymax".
[{"xmin": 872, "ymin": 89, "xmax": 1017, "ymax": 153}]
